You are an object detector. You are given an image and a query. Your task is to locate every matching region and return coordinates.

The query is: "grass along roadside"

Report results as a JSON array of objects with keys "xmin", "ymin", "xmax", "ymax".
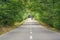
[
  {"xmin": 36, "ymin": 19, "xmax": 60, "ymax": 33},
  {"xmin": 0, "ymin": 20, "xmax": 26, "ymax": 35}
]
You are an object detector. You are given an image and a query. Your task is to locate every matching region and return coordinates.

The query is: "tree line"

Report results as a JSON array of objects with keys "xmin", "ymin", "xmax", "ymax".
[
  {"xmin": 0, "ymin": 0, "xmax": 27, "ymax": 27},
  {"xmin": 0, "ymin": 0, "xmax": 60, "ymax": 30},
  {"xmin": 30, "ymin": 0, "xmax": 60, "ymax": 30}
]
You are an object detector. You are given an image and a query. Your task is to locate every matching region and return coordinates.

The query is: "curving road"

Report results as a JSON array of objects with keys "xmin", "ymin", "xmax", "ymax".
[{"xmin": 0, "ymin": 18, "xmax": 60, "ymax": 40}]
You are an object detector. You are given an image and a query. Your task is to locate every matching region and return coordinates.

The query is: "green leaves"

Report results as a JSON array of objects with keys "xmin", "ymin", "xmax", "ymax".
[
  {"xmin": 32, "ymin": 0, "xmax": 60, "ymax": 30},
  {"xmin": 0, "ymin": 0, "xmax": 26, "ymax": 26},
  {"xmin": 0, "ymin": 0, "xmax": 60, "ymax": 30}
]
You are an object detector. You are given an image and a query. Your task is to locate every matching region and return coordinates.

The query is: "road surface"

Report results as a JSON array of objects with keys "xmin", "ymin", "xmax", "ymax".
[{"xmin": 0, "ymin": 18, "xmax": 60, "ymax": 40}]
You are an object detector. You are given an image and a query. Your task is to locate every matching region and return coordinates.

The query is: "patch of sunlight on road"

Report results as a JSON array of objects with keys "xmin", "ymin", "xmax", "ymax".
[
  {"xmin": 26, "ymin": 18, "xmax": 37, "ymax": 22},
  {"xmin": 26, "ymin": 18, "xmax": 33, "ymax": 22},
  {"xmin": 22, "ymin": 18, "xmax": 41, "ymax": 28}
]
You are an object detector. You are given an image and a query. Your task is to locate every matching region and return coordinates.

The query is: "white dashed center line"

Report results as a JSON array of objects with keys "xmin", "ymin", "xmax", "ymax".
[
  {"xmin": 30, "ymin": 35, "xmax": 32, "ymax": 39},
  {"xmin": 30, "ymin": 31, "xmax": 32, "ymax": 40},
  {"xmin": 30, "ymin": 32, "xmax": 32, "ymax": 34}
]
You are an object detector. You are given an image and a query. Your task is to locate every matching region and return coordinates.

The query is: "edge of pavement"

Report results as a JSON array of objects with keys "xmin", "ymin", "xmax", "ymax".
[{"xmin": 0, "ymin": 19, "xmax": 27, "ymax": 37}]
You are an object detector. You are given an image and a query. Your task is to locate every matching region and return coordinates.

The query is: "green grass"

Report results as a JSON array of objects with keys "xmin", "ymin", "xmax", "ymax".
[
  {"xmin": 0, "ymin": 20, "xmax": 25, "ymax": 35},
  {"xmin": 35, "ymin": 19, "xmax": 60, "ymax": 33}
]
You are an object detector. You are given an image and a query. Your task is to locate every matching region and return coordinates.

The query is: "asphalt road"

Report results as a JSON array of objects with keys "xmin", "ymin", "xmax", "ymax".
[{"xmin": 0, "ymin": 18, "xmax": 60, "ymax": 40}]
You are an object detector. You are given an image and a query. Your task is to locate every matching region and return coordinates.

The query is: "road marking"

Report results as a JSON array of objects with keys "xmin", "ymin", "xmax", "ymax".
[
  {"xmin": 30, "ymin": 31, "xmax": 32, "ymax": 40},
  {"xmin": 30, "ymin": 32, "xmax": 32, "ymax": 34},
  {"xmin": 30, "ymin": 36, "xmax": 32, "ymax": 39}
]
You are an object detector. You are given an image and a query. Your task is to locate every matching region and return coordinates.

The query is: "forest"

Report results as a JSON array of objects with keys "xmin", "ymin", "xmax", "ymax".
[{"xmin": 0, "ymin": 0, "xmax": 60, "ymax": 30}]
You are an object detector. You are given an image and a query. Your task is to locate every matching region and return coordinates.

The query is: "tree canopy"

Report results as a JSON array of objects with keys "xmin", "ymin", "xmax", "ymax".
[{"xmin": 0, "ymin": 0, "xmax": 60, "ymax": 30}]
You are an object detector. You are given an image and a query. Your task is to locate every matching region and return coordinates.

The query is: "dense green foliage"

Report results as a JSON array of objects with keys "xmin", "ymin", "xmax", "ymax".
[
  {"xmin": 0, "ymin": 0, "xmax": 27, "ymax": 26},
  {"xmin": 30, "ymin": 0, "xmax": 60, "ymax": 30},
  {"xmin": 0, "ymin": 0, "xmax": 60, "ymax": 30}
]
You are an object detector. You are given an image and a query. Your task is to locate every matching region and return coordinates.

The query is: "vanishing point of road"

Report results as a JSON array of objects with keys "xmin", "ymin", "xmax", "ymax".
[{"xmin": 0, "ymin": 18, "xmax": 60, "ymax": 40}]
